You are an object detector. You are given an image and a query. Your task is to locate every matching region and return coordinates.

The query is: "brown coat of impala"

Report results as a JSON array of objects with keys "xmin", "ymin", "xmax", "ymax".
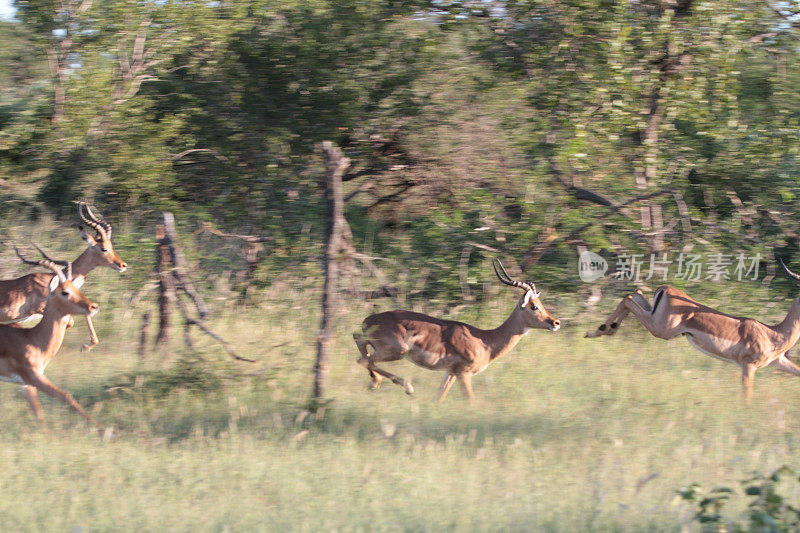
[
  {"xmin": 586, "ymin": 259, "xmax": 800, "ymax": 401},
  {"xmin": 0, "ymin": 202, "xmax": 126, "ymax": 349},
  {"xmin": 0, "ymin": 246, "xmax": 101, "ymax": 429},
  {"xmin": 354, "ymin": 261, "xmax": 561, "ymax": 401}
]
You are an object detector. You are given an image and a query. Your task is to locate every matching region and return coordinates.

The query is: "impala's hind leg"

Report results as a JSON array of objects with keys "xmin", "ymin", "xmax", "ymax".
[
  {"xmin": 457, "ymin": 373, "xmax": 475, "ymax": 403},
  {"xmin": 23, "ymin": 386, "xmax": 45, "ymax": 422},
  {"xmin": 587, "ymin": 288, "xmax": 680, "ymax": 340},
  {"xmin": 366, "ymin": 361, "xmax": 414, "ymax": 395},
  {"xmin": 586, "ymin": 289, "xmax": 653, "ymax": 338},
  {"xmin": 354, "ymin": 333, "xmax": 382, "ymax": 389},
  {"xmin": 354, "ymin": 334, "xmax": 414, "ymax": 394},
  {"xmin": 21, "ymin": 369, "xmax": 100, "ymax": 430},
  {"xmin": 769, "ymin": 354, "xmax": 800, "ymax": 377},
  {"xmin": 438, "ymin": 374, "xmax": 456, "ymax": 402}
]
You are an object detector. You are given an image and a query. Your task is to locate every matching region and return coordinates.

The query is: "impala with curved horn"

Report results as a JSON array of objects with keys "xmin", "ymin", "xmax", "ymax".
[
  {"xmin": 354, "ymin": 260, "xmax": 561, "ymax": 401},
  {"xmin": 0, "ymin": 245, "xmax": 101, "ymax": 429},
  {"xmin": 586, "ymin": 258, "xmax": 800, "ymax": 401},
  {"xmin": 0, "ymin": 201, "xmax": 126, "ymax": 349}
]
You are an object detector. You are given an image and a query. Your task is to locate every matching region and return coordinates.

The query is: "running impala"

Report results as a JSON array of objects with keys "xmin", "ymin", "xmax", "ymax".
[
  {"xmin": 354, "ymin": 260, "xmax": 561, "ymax": 401},
  {"xmin": 0, "ymin": 201, "xmax": 126, "ymax": 349},
  {"xmin": 586, "ymin": 259, "xmax": 800, "ymax": 401},
  {"xmin": 0, "ymin": 246, "xmax": 101, "ymax": 429}
]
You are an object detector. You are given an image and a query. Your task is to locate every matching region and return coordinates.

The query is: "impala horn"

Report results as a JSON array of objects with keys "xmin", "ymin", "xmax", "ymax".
[
  {"xmin": 779, "ymin": 257, "xmax": 800, "ymax": 282},
  {"xmin": 493, "ymin": 259, "xmax": 540, "ymax": 298},
  {"xmin": 14, "ymin": 244, "xmax": 70, "ymax": 283},
  {"xmin": 78, "ymin": 201, "xmax": 112, "ymax": 240}
]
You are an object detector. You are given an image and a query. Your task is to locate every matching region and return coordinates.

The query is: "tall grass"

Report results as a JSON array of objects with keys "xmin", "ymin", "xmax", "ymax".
[
  {"xmin": 0, "ymin": 218, "xmax": 799, "ymax": 530},
  {"xmin": 0, "ymin": 280, "xmax": 799, "ymax": 531}
]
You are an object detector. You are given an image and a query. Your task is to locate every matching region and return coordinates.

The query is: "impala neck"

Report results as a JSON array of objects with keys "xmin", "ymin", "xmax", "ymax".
[
  {"xmin": 71, "ymin": 247, "xmax": 99, "ymax": 279},
  {"xmin": 30, "ymin": 301, "xmax": 72, "ymax": 362},
  {"xmin": 772, "ymin": 297, "xmax": 800, "ymax": 350},
  {"xmin": 485, "ymin": 306, "xmax": 530, "ymax": 362}
]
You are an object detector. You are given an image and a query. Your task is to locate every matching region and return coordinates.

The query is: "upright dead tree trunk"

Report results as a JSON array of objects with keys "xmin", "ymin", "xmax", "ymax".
[
  {"xmin": 636, "ymin": 1, "xmax": 695, "ymax": 253},
  {"xmin": 313, "ymin": 141, "xmax": 352, "ymax": 403},
  {"xmin": 143, "ymin": 212, "xmax": 252, "ymax": 362},
  {"xmin": 154, "ymin": 220, "xmax": 176, "ymax": 347}
]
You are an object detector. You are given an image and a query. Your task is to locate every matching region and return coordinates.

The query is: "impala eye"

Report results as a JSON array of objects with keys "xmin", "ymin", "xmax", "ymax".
[
  {"xmin": 531, "ymin": 305, "xmax": 539, "ymax": 311},
  {"xmin": 100, "ymin": 247, "xmax": 108, "ymax": 253},
  {"xmin": 61, "ymin": 290, "xmax": 70, "ymax": 297}
]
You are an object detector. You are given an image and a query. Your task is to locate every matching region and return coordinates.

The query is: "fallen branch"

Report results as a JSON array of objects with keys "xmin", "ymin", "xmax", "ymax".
[
  {"xmin": 341, "ymin": 286, "xmax": 400, "ymax": 299},
  {"xmin": 174, "ymin": 295, "xmax": 256, "ymax": 363}
]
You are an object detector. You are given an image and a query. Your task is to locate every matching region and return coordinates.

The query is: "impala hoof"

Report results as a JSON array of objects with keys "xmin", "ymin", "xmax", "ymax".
[
  {"xmin": 586, "ymin": 323, "xmax": 616, "ymax": 338},
  {"xmin": 404, "ymin": 382, "xmax": 414, "ymax": 395}
]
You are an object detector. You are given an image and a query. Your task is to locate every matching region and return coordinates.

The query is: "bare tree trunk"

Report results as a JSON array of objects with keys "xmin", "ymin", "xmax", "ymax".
[
  {"xmin": 314, "ymin": 141, "xmax": 352, "ymax": 403},
  {"xmin": 139, "ymin": 311, "xmax": 150, "ymax": 360},
  {"xmin": 146, "ymin": 213, "xmax": 252, "ymax": 362},
  {"xmin": 636, "ymin": 2, "xmax": 695, "ymax": 253},
  {"xmin": 162, "ymin": 213, "xmax": 209, "ymax": 319},
  {"xmin": 155, "ymin": 221, "xmax": 175, "ymax": 348}
]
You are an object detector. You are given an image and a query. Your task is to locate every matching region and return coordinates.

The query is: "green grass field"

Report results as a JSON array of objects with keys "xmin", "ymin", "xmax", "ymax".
[{"xmin": 1, "ymin": 284, "xmax": 799, "ymax": 532}]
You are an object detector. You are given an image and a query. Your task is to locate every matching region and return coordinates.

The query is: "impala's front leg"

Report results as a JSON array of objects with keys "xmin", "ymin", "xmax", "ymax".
[
  {"xmin": 586, "ymin": 290, "xmax": 661, "ymax": 338},
  {"xmin": 741, "ymin": 363, "xmax": 756, "ymax": 403},
  {"xmin": 82, "ymin": 315, "xmax": 99, "ymax": 351}
]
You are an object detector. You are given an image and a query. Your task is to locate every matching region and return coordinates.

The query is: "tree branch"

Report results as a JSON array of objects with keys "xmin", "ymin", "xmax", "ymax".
[
  {"xmin": 521, "ymin": 188, "xmax": 675, "ymax": 269},
  {"xmin": 547, "ymin": 160, "xmax": 619, "ymax": 208}
]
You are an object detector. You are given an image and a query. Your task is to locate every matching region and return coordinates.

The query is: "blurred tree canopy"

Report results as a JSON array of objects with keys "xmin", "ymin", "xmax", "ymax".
[{"xmin": 1, "ymin": 0, "xmax": 799, "ymax": 297}]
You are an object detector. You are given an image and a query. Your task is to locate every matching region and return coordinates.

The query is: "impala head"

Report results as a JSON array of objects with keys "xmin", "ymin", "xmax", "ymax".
[
  {"xmin": 493, "ymin": 259, "xmax": 560, "ymax": 331},
  {"xmin": 15, "ymin": 245, "xmax": 99, "ymax": 317},
  {"xmin": 77, "ymin": 201, "xmax": 127, "ymax": 272}
]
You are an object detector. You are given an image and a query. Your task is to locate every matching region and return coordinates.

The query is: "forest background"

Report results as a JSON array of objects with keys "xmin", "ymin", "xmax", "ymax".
[{"xmin": 2, "ymin": 0, "xmax": 799, "ymax": 301}]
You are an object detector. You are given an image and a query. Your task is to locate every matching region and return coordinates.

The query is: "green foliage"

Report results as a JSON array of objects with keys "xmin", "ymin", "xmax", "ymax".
[
  {"xmin": 677, "ymin": 484, "xmax": 734, "ymax": 529},
  {"xmin": 677, "ymin": 467, "xmax": 800, "ymax": 532},
  {"xmin": 1, "ymin": 0, "xmax": 800, "ymax": 300}
]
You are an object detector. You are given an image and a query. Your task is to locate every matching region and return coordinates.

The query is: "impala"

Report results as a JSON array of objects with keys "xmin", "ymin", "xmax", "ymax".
[
  {"xmin": 354, "ymin": 260, "xmax": 561, "ymax": 401},
  {"xmin": 586, "ymin": 259, "xmax": 800, "ymax": 401},
  {"xmin": 1, "ymin": 246, "xmax": 101, "ymax": 429},
  {"xmin": 0, "ymin": 201, "xmax": 126, "ymax": 349}
]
